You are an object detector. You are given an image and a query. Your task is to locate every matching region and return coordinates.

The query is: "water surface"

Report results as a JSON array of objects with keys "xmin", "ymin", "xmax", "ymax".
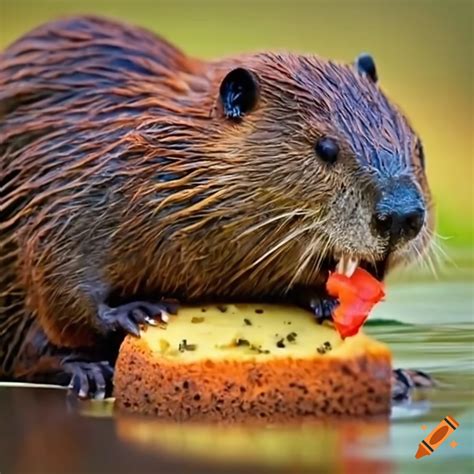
[{"xmin": 1, "ymin": 271, "xmax": 472, "ymax": 474}]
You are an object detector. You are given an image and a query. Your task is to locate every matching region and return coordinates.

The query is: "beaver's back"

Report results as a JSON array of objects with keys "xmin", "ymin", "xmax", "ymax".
[{"xmin": 1, "ymin": 14, "xmax": 198, "ymax": 225}]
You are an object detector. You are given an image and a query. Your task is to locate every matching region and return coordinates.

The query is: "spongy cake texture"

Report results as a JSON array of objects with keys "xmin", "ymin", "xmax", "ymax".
[{"xmin": 114, "ymin": 304, "xmax": 391, "ymax": 421}]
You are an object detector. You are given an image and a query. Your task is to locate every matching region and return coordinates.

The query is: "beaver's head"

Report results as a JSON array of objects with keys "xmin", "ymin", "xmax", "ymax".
[{"xmin": 211, "ymin": 52, "xmax": 433, "ymax": 282}]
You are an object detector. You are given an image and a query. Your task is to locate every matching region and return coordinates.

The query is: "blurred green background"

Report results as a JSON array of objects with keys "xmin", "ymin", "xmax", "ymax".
[{"xmin": 1, "ymin": 0, "xmax": 472, "ymax": 253}]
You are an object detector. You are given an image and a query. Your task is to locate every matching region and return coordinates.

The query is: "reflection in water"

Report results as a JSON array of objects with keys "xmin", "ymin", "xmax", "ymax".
[
  {"xmin": 115, "ymin": 413, "xmax": 393, "ymax": 473},
  {"xmin": 391, "ymin": 400, "xmax": 431, "ymax": 420}
]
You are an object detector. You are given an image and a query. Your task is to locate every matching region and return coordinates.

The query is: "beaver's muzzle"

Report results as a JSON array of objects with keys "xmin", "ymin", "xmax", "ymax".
[{"xmin": 371, "ymin": 177, "xmax": 425, "ymax": 246}]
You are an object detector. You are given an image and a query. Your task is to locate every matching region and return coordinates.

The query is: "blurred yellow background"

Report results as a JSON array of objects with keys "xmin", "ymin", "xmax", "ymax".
[{"xmin": 1, "ymin": 0, "xmax": 472, "ymax": 250}]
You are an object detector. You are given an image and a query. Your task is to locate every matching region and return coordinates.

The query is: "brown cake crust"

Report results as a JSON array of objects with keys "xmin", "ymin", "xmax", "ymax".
[{"xmin": 114, "ymin": 327, "xmax": 391, "ymax": 421}]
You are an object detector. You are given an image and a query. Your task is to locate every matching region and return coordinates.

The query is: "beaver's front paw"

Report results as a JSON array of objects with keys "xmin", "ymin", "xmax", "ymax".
[
  {"xmin": 310, "ymin": 296, "xmax": 339, "ymax": 324},
  {"xmin": 62, "ymin": 358, "xmax": 114, "ymax": 400},
  {"xmin": 293, "ymin": 287, "xmax": 339, "ymax": 324},
  {"xmin": 98, "ymin": 300, "xmax": 179, "ymax": 337},
  {"xmin": 392, "ymin": 368, "xmax": 436, "ymax": 402}
]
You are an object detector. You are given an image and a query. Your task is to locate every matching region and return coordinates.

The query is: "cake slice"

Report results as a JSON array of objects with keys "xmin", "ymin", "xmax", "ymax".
[{"xmin": 114, "ymin": 304, "xmax": 391, "ymax": 421}]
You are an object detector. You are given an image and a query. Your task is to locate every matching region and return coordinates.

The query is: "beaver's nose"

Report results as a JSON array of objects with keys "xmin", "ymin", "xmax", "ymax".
[
  {"xmin": 372, "ymin": 181, "xmax": 425, "ymax": 244},
  {"xmin": 373, "ymin": 208, "xmax": 424, "ymax": 243}
]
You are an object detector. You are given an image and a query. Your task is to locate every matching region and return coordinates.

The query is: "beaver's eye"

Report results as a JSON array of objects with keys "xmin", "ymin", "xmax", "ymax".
[{"xmin": 315, "ymin": 137, "xmax": 339, "ymax": 164}]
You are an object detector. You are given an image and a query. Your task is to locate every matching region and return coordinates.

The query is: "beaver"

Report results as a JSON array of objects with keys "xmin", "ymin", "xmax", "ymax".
[{"xmin": 0, "ymin": 16, "xmax": 433, "ymax": 398}]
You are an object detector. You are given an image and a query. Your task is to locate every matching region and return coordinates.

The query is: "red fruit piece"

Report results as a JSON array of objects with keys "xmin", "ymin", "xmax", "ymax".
[
  {"xmin": 333, "ymin": 313, "xmax": 368, "ymax": 339},
  {"xmin": 326, "ymin": 268, "xmax": 385, "ymax": 339},
  {"xmin": 350, "ymin": 269, "xmax": 385, "ymax": 301}
]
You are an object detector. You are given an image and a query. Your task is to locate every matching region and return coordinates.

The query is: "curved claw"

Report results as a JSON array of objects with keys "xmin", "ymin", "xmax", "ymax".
[
  {"xmin": 311, "ymin": 297, "xmax": 339, "ymax": 324},
  {"xmin": 64, "ymin": 359, "xmax": 114, "ymax": 400},
  {"xmin": 98, "ymin": 299, "xmax": 179, "ymax": 336}
]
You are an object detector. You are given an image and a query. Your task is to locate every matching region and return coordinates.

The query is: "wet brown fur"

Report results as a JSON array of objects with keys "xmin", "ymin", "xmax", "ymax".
[{"xmin": 0, "ymin": 17, "xmax": 433, "ymax": 379}]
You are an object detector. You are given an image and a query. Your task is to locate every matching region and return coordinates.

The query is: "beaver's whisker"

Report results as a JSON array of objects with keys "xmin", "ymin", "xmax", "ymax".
[
  {"xmin": 226, "ymin": 222, "xmax": 319, "ymax": 287},
  {"xmin": 237, "ymin": 209, "xmax": 311, "ymax": 239},
  {"xmin": 429, "ymin": 236, "xmax": 455, "ymax": 268},
  {"xmin": 422, "ymin": 226, "xmax": 453, "ymax": 270},
  {"xmin": 313, "ymin": 232, "xmax": 333, "ymax": 273},
  {"xmin": 287, "ymin": 224, "xmax": 332, "ymax": 291},
  {"xmin": 410, "ymin": 235, "xmax": 438, "ymax": 279},
  {"xmin": 288, "ymin": 235, "xmax": 319, "ymax": 290},
  {"xmin": 424, "ymin": 248, "xmax": 439, "ymax": 279},
  {"xmin": 426, "ymin": 239, "xmax": 452, "ymax": 276},
  {"xmin": 432, "ymin": 231, "xmax": 453, "ymax": 242}
]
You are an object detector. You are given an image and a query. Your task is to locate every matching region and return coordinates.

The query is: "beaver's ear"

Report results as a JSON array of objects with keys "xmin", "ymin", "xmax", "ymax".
[
  {"xmin": 219, "ymin": 68, "xmax": 259, "ymax": 119},
  {"xmin": 355, "ymin": 53, "xmax": 378, "ymax": 83}
]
